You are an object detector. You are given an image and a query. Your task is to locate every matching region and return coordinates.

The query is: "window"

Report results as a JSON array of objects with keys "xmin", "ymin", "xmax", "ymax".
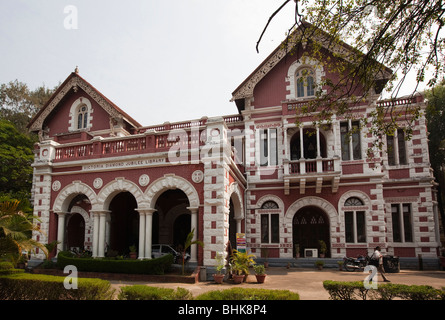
[
  {"xmin": 391, "ymin": 204, "xmax": 413, "ymax": 242},
  {"xmin": 260, "ymin": 201, "xmax": 279, "ymax": 244},
  {"xmin": 77, "ymin": 105, "xmax": 88, "ymax": 129},
  {"xmin": 296, "ymin": 68, "xmax": 315, "ymax": 98},
  {"xmin": 387, "ymin": 129, "xmax": 407, "ymax": 165},
  {"xmin": 259, "ymin": 128, "xmax": 278, "ymax": 166},
  {"xmin": 340, "ymin": 120, "xmax": 361, "ymax": 160},
  {"xmin": 344, "ymin": 197, "xmax": 366, "ymax": 243}
]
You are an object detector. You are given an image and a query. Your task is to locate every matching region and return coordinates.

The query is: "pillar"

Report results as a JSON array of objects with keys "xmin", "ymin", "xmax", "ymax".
[
  {"xmin": 56, "ymin": 212, "xmax": 66, "ymax": 254},
  {"xmin": 187, "ymin": 207, "xmax": 199, "ymax": 263}
]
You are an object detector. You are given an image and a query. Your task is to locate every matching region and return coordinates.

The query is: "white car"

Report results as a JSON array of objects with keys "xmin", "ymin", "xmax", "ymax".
[{"xmin": 151, "ymin": 244, "xmax": 190, "ymax": 263}]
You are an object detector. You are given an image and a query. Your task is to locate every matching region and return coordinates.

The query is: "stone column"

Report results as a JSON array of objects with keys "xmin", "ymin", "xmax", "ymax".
[
  {"xmin": 144, "ymin": 209, "xmax": 156, "ymax": 259},
  {"xmin": 92, "ymin": 211, "xmax": 99, "ymax": 257},
  {"xmin": 91, "ymin": 210, "xmax": 109, "ymax": 258},
  {"xmin": 187, "ymin": 207, "xmax": 199, "ymax": 263},
  {"xmin": 138, "ymin": 210, "xmax": 146, "ymax": 259},
  {"xmin": 56, "ymin": 212, "xmax": 66, "ymax": 254},
  {"xmin": 97, "ymin": 211, "xmax": 108, "ymax": 258}
]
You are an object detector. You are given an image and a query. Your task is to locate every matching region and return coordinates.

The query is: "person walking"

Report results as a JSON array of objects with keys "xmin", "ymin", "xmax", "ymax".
[{"xmin": 371, "ymin": 246, "xmax": 390, "ymax": 282}]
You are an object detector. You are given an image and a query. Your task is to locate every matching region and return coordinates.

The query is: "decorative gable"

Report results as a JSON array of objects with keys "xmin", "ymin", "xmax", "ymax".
[{"xmin": 28, "ymin": 70, "xmax": 141, "ymax": 139}]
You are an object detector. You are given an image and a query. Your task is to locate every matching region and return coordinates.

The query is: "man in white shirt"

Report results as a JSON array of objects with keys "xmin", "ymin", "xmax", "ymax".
[{"xmin": 371, "ymin": 246, "xmax": 390, "ymax": 282}]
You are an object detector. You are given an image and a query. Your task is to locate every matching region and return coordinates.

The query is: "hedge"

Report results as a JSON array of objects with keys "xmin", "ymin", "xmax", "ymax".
[
  {"xmin": 323, "ymin": 280, "xmax": 445, "ymax": 300},
  {"xmin": 118, "ymin": 285, "xmax": 192, "ymax": 300},
  {"xmin": 195, "ymin": 288, "xmax": 300, "ymax": 300},
  {"xmin": 57, "ymin": 251, "xmax": 174, "ymax": 275},
  {"xmin": 0, "ymin": 272, "xmax": 115, "ymax": 300}
]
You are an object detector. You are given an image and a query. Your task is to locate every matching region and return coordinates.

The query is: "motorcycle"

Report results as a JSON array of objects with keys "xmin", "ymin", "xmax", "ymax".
[{"xmin": 343, "ymin": 254, "xmax": 371, "ymax": 272}]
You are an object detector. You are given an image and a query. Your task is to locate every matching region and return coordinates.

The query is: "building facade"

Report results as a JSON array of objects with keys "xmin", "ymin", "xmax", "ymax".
[{"xmin": 28, "ymin": 32, "xmax": 440, "ymax": 267}]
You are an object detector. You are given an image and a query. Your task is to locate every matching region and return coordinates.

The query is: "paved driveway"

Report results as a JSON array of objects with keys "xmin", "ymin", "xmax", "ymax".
[{"xmin": 110, "ymin": 267, "xmax": 445, "ymax": 300}]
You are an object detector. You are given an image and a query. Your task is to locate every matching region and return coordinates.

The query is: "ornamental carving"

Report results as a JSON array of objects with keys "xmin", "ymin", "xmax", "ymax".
[
  {"xmin": 29, "ymin": 75, "xmax": 125, "ymax": 132},
  {"xmin": 52, "ymin": 180, "xmax": 61, "ymax": 192},
  {"xmin": 93, "ymin": 178, "xmax": 103, "ymax": 189},
  {"xmin": 139, "ymin": 174, "xmax": 150, "ymax": 187}
]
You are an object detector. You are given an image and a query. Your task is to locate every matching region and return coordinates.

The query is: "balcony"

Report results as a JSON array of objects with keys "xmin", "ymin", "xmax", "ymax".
[{"xmin": 283, "ymin": 157, "xmax": 341, "ymax": 195}]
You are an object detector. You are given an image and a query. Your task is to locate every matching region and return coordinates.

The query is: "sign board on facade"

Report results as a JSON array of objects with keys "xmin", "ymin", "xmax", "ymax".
[{"xmin": 236, "ymin": 233, "xmax": 246, "ymax": 253}]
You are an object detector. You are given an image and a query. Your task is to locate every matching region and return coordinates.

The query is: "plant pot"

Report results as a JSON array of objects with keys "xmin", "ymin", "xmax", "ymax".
[
  {"xmin": 213, "ymin": 274, "xmax": 224, "ymax": 284},
  {"xmin": 233, "ymin": 274, "xmax": 245, "ymax": 284},
  {"xmin": 129, "ymin": 252, "xmax": 137, "ymax": 259},
  {"xmin": 255, "ymin": 274, "xmax": 266, "ymax": 283}
]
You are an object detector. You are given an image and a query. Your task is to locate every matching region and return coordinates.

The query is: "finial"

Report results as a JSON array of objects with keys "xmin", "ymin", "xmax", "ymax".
[{"xmin": 75, "ymin": 66, "xmax": 79, "ymax": 74}]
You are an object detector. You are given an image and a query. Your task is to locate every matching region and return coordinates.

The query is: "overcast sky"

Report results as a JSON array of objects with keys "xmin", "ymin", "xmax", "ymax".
[{"xmin": 0, "ymin": 1, "xmax": 424, "ymax": 127}]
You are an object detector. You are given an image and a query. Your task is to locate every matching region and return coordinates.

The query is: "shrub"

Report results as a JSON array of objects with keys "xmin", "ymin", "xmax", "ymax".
[
  {"xmin": 0, "ymin": 273, "xmax": 114, "ymax": 300},
  {"xmin": 118, "ymin": 285, "xmax": 192, "ymax": 300},
  {"xmin": 195, "ymin": 288, "xmax": 300, "ymax": 300},
  {"xmin": 57, "ymin": 251, "xmax": 174, "ymax": 275},
  {"xmin": 0, "ymin": 261, "xmax": 14, "ymax": 270},
  {"xmin": 323, "ymin": 280, "xmax": 445, "ymax": 300}
]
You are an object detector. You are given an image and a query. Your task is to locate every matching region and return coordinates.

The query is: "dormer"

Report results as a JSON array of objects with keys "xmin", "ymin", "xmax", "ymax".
[{"xmin": 27, "ymin": 69, "xmax": 141, "ymax": 143}]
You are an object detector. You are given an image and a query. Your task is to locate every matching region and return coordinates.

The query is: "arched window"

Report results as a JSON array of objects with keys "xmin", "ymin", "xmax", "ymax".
[
  {"xmin": 261, "ymin": 201, "xmax": 279, "ymax": 209},
  {"xmin": 296, "ymin": 68, "xmax": 315, "ymax": 98},
  {"xmin": 77, "ymin": 105, "xmax": 88, "ymax": 129},
  {"xmin": 344, "ymin": 197, "xmax": 364, "ymax": 206},
  {"xmin": 344, "ymin": 197, "xmax": 366, "ymax": 243},
  {"xmin": 260, "ymin": 200, "xmax": 279, "ymax": 243}
]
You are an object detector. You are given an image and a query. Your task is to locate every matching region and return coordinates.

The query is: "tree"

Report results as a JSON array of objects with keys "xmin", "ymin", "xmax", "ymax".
[
  {"xmin": 0, "ymin": 200, "xmax": 48, "ymax": 266},
  {"xmin": 0, "ymin": 120, "xmax": 34, "ymax": 199},
  {"xmin": 257, "ymin": 0, "xmax": 445, "ymax": 143},
  {"xmin": 181, "ymin": 228, "xmax": 204, "ymax": 275},
  {"xmin": 425, "ymin": 82, "xmax": 445, "ymax": 239},
  {"xmin": 0, "ymin": 80, "xmax": 56, "ymax": 134}
]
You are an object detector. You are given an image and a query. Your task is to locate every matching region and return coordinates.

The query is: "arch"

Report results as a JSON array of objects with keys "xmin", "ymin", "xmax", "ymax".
[
  {"xmin": 68, "ymin": 96, "xmax": 93, "ymax": 132},
  {"xmin": 53, "ymin": 181, "xmax": 97, "ymax": 213},
  {"xmin": 228, "ymin": 182, "xmax": 244, "ymax": 220},
  {"xmin": 97, "ymin": 177, "xmax": 146, "ymax": 210},
  {"xmin": 145, "ymin": 174, "xmax": 200, "ymax": 209},
  {"xmin": 256, "ymin": 194, "xmax": 285, "ymax": 210},
  {"xmin": 337, "ymin": 190, "xmax": 371, "ymax": 211},
  {"xmin": 285, "ymin": 196, "xmax": 338, "ymax": 226},
  {"xmin": 286, "ymin": 57, "xmax": 326, "ymax": 100}
]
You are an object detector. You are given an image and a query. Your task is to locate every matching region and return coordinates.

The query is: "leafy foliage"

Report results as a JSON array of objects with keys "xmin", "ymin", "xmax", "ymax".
[
  {"xmin": 0, "ymin": 200, "xmax": 48, "ymax": 264},
  {"xmin": 258, "ymin": 0, "xmax": 444, "ymax": 145}
]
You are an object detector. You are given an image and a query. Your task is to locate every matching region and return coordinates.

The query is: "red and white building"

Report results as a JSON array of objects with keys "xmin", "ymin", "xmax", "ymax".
[{"xmin": 28, "ymin": 29, "xmax": 440, "ymax": 268}]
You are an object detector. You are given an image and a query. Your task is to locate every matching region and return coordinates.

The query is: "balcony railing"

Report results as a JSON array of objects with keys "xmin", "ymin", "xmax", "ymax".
[{"xmin": 284, "ymin": 157, "xmax": 339, "ymax": 176}]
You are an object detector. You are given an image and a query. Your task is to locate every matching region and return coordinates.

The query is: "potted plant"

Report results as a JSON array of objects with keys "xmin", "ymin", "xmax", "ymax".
[
  {"xmin": 254, "ymin": 264, "xmax": 267, "ymax": 283},
  {"xmin": 213, "ymin": 252, "xmax": 225, "ymax": 284},
  {"xmin": 315, "ymin": 260, "xmax": 325, "ymax": 270},
  {"xmin": 129, "ymin": 245, "xmax": 137, "ymax": 259},
  {"xmin": 318, "ymin": 240, "xmax": 327, "ymax": 258},
  {"xmin": 231, "ymin": 249, "xmax": 256, "ymax": 283},
  {"xmin": 337, "ymin": 260, "xmax": 344, "ymax": 271}
]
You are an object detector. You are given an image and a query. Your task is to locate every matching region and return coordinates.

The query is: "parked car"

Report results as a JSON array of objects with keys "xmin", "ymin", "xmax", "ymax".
[{"xmin": 151, "ymin": 244, "xmax": 190, "ymax": 263}]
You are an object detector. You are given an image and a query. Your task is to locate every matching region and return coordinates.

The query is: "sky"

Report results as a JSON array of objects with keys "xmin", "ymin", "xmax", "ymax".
[{"xmin": 0, "ymin": 0, "xmax": 427, "ymax": 127}]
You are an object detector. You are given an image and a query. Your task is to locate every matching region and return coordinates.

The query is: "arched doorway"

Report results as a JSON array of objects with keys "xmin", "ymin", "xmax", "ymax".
[
  {"xmin": 108, "ymin": 192, "xmax": 139, "ymax": 255},
  {"xmin": 153, "ymin": 189, "xmax": 190, "ymax": 250},
  {"xmin": 292, "ymin": 206, "xmax": 330, "ymax": 257},
  {"xmin": 66, "ymin": 213, "xmax": 85, "ymax": 251},
  {"xmin": 173, "ymin": 214, "xmax": 191, "ymax": 249}
]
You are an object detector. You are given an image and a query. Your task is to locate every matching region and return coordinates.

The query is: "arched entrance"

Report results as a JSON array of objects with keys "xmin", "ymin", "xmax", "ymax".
[
  {"xmin": 66, "ymin": 213, "xmax": 85, "ymax": 250},
  {"xmin": 153, "ymin": 189, "xmax": 190, "ymax": 252},
  {"xmin": 292, "ymin": 206, "xmax": 330, "ymax": 257},
  {"xmin": 108, "ymin": 192, "xmax": 139, "ymax": 255}
]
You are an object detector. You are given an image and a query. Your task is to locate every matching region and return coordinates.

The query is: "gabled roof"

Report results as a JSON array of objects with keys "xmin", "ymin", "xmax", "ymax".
[
  {"xmin": 27, "ymin": 71, "xmax": 141, "ymax": 132},
  {"xmin": 231, "ymin": 21, "xmax": 393, "ymax": 110}
]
